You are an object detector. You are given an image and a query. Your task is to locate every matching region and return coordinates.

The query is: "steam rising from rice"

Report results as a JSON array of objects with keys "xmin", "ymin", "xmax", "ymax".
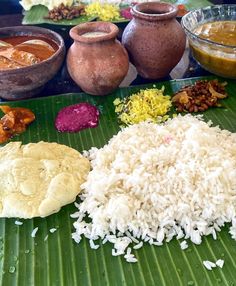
[{"xmin": 72, "ymin": 115, "xmax": 236, "ymax": 262}]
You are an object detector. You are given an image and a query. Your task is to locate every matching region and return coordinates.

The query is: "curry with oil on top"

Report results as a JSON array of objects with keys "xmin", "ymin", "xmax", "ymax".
[
  {"xmin": 190, "ymin": 21, "xmax": 236, "ymax": 78},
  {"xmin": 0, "ymin": 35, "xmax": 58, "ymax": 70},
  {"xmin": 194, "ymin": 21, "xmax": 236, "ymax": 46}
]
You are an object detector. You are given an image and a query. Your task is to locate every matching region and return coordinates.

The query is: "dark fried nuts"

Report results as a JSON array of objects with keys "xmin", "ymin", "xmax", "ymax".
[
  {"xmin": 172, "ymin": 80, "xmax": 228, "ymax": 113},
  {"xmin": 45, "ymin": 3, "xmax": 85, "ymax": 21}
]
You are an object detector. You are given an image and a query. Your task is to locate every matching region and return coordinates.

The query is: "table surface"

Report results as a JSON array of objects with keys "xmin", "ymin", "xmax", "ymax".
[{"xmin": 0, "ymin": 0, "xmax": 231, "ymax": 100}]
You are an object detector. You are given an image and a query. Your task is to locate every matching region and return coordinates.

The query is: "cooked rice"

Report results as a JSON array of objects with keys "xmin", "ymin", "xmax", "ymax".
[
  {"xmin": 133, "ymin": 241, "xmax": 143, "ymax": 250},
  {"xmin": 180, "ymin": 240, "xmax": 188, "ymax": 250},
  {"xmin": 89, "ymin": 239, "xmax": 100, "ymax": 249},
  {"xmin": 204, "ymin": 259, "xmax": 224, "ymax": 270},
  {"xmin": 72, "ymin": 114, "xmax": 236, "ymax": 262},
  {"xmin": 14, "ymin": 220, "xmax": 23, "ymax": 226},
  {"xmin": 216, "ymin": 259, "xmax": 224, "ymax": 268},
  {"xmin": 31, "ymin": 227, "xmax": 38, "ymax": 238},
  {"xmin": 203, "ymin": 260, "xmax": 216, "ymax": 270}
]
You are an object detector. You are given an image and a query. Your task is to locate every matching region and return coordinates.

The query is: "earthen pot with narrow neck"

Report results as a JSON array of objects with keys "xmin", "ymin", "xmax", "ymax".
[
  {"xmin": 122, "ymin": 2, "xmax": 186, "ymax": 79},
  {"xmin": 67, "ymin": 22, "xmax": 129, "ymax": 95}
]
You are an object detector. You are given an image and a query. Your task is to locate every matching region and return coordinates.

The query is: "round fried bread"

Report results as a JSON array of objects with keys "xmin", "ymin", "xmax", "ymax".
[{"xmin": 0, "ymin": 141, "xmax": 90, "ymax": 218}]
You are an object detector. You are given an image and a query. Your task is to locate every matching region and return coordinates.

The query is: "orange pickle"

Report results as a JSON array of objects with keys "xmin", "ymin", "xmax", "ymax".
[{"xmin": 0, "ymin": 106, "xmax": 35, "ymax": 144}]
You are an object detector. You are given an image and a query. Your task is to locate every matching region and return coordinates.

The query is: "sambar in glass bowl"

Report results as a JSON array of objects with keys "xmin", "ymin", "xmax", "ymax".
[{"xmin": 181, "ymin": 4, "xmax": 236, "ymax": 79}]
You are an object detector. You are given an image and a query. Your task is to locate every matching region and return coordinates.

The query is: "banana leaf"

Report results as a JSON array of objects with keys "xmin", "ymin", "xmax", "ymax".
[{"xmin": 0, "ymin": 76, "xmax": 236, "ymax": 286}]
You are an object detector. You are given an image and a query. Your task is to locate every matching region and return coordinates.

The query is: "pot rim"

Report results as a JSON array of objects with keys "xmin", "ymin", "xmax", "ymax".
[
  {"xmin": 69, "ymin": 22, "xmax": 119, "ymax": 44},
  {"xmin": 132, "ymin": 2, "xmax": 178, "ymax": 21}
]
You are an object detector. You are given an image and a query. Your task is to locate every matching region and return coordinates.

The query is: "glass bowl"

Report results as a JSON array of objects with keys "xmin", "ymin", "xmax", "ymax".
[{"xmin": 181, "ymin": 4, "xmax": 236, "ymax": 79}]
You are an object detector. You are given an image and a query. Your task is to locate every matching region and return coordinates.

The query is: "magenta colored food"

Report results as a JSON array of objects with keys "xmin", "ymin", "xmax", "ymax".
[
  {"xmin": 120, "ymin": 7, "xmax": 132, "ymax": 20},
  {"xmin": 55, "ymin": 102, "xmax": 99, "ymax": 132}
]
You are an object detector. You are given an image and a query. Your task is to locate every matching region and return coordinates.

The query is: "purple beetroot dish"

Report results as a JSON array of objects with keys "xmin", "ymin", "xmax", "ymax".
[{"xmin": 55, "ymin": 102, "xmax": 99, "ymax": 132}]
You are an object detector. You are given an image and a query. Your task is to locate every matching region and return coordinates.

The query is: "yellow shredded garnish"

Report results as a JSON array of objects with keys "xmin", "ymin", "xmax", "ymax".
[
  {"xmin": 85, "ymin": 2, "xmax": 120, "ymax": 21},
  {"xmin": 113, "ymin": 87, "xmax": 172, "ymax": 126}
]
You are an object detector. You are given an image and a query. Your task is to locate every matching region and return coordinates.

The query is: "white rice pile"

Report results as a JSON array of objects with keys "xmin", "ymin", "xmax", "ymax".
[{"xmin": 72, "ymin": 114, "xmax": 236, "ymax": 262}]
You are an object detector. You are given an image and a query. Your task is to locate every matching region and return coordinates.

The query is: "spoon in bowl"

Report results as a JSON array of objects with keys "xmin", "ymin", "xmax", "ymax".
[
  {"xmin": 16, "ymin": 39, "xmax": 55, "ymax": 51},
  {"xmin": 0, "ymin": 40, "xmax": 12, "ymax": 48}
]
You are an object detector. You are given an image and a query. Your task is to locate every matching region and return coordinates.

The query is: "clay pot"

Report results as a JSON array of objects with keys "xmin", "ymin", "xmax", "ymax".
[
  {"xmin": 0, "ymin": 26, "xmax": 65, "ymax": 100},
  {"xmin": 67, "ymin": 22, "xmax": 129, "ymax": 95},
  {"xmin": 122, "ymin": 2, "xmax": 186, "ymax": 79}
]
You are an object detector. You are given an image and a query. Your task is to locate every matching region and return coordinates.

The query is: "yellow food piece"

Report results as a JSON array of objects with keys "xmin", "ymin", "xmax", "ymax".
[
  {"xmin": 114, "ymin": 87, "xmax": 172, "ymax": 125},
  {"xmin": 195, "ymin": 21, "xmax": 236, "ymax": 46},
  {"xmin": 85, "ymin": 2, "xmax": 120, "ymax": 21},
  {"xmin": 190, "ymin": 44, "xmax": 236, "ymax": 78},
  {"xmin": 0, "ymin": 141, "xmax": 90, "ymax": 218}
]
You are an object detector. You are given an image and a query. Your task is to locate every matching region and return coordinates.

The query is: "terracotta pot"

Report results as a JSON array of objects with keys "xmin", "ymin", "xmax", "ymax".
[
  {"xmin": 122, "ymin": 2, "xmax": 186, "ymax": 79},
  {"xmin": 0, "ymin": 26, "xmax": 65, "ymax": 100},
  {"xmin": 67, "ymin": 22, "xmax": 129, "ymax": 95}
]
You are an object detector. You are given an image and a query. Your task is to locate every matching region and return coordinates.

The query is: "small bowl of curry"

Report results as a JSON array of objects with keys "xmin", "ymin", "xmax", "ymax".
[
  {"xmin": 0, "ymin": 26, "xmax": 65, "ymax": 100},
  {"xmin": 182, "ymin": 4, "xmax": 236, "ymax": 79}
]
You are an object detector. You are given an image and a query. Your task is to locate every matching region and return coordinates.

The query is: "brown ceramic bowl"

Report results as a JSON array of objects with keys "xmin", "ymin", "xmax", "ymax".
[{"xmin": 0, "ymin": 26, "xmax": 65, "ymax": 100}]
